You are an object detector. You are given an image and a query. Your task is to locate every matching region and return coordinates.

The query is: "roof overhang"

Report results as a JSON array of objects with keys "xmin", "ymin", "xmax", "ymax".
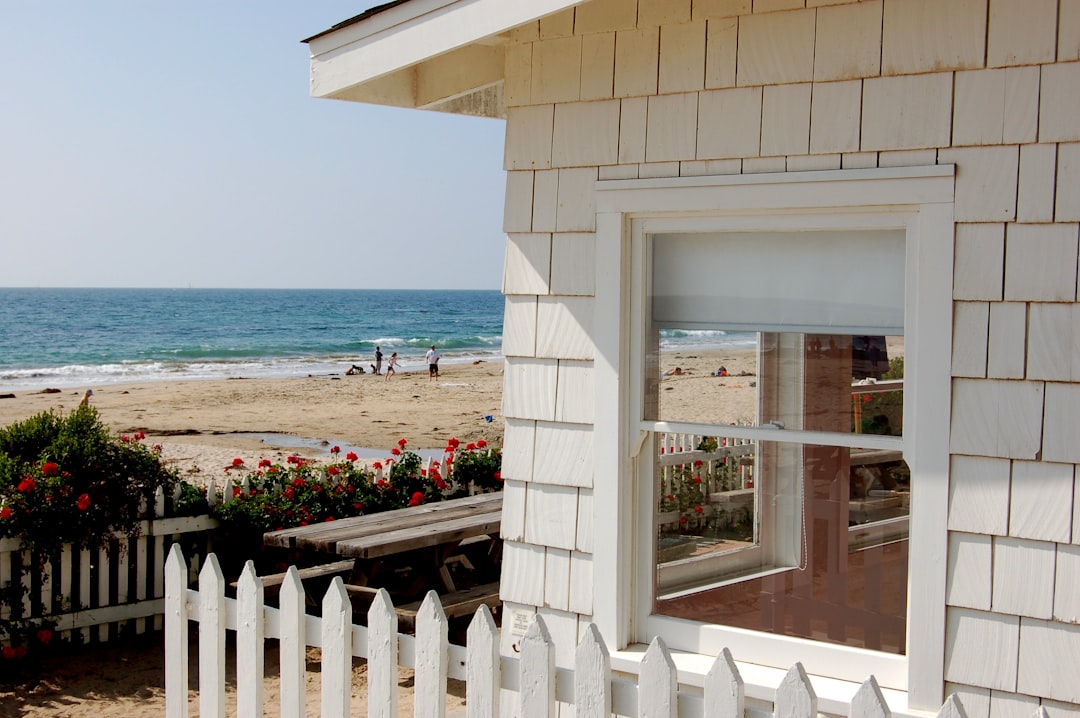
[{"xmin": 305, "ymin": 0, "xmax": 583, "ymax": 118}]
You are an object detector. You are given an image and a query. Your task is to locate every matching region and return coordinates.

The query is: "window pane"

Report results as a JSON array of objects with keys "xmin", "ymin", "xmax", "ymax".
[
  {"xmin": 647, "ymin": 331, "xmax": 904, "ymax": 438},
  {"xmin": 655, "ymin": 435, "xmax": 910, "ymax": 655}
]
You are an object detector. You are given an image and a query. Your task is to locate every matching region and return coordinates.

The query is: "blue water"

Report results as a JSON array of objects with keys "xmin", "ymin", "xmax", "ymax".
[
  {"xmin": 0, "ymin": 288, "xmax": 505, "ymax": 391},
  {"xmin": 0, "ymin": 288, "xmax": 756, "ymax": 392}
]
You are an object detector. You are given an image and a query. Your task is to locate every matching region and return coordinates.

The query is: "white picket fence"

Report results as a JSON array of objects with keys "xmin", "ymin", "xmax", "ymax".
[
  {"xmin": 0, "ymin": 510, "xmax": 217, "ymax": 645},
  {"xmin": 165, "ymin": 546, "xmax": 967, "ymax": 718}
]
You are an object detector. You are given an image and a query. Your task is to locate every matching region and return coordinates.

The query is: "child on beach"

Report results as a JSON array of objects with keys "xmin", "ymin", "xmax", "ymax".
[{"xmin": 385, "ymin": 352, "xmax": 399, "ymax": 380}]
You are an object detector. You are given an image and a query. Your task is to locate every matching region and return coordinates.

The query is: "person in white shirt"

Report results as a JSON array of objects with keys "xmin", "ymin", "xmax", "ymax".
[
  {"xmin": 424, "ymin": 344, "xmax": 441, "ymax": 381},
  {"xmin": 385, "ymin": 352, "xmax": 399, "ymax": 380}
]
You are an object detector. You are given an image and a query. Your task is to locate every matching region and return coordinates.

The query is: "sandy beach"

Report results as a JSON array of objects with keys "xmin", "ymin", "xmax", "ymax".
[{"xmin": 0, "ymin": 348, "xmax": 759, "ymax": 716}]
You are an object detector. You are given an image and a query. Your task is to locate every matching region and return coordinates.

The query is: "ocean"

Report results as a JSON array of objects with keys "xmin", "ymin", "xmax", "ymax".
[
  {"xmin": 0, "ymin": 288, "xmax": 504, "ymax": 392},
  {"xmin": 0, "ymin": 287, "xmax": 755, "ymax": 393}
]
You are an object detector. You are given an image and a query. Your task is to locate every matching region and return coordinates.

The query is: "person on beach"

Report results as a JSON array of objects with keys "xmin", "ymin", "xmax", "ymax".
[
  {"xmin": 345, "ymin": 364, "xmax": 365, "ymax": 375},
  {"xmin": 374, "ymin": 346, "xmax": 383, "ymax": 375},
  {"xmin": 385, "ymin": 352, "xmax": 399, "ymax": 380},
  {"xmin": 425, "ymin": 344, "xmax": 441, "ymax": 381}
]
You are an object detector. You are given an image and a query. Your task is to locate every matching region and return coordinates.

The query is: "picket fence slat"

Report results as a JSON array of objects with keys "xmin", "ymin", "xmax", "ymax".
[
  {"xmin": 369, "ymin": 589, "xmax": 399, "ymax": 718},
  {"xmin": 237, "ymin": 562, "xmax": 265, "ymax": 718},
  {"xmin": 280, "ymin": 567, "xmax": 306, "ymax": 718},
  {"xmin": 416, "ymin": 592, "xmax": 450, "ymax": 718},
  {"xmin": 520, "ymin": 615, "xmax": 555, "ymax": 718},
  {"xmin": 321, "ymin": 578, "xmax": 352, "ymax": 718},
  {"xmin": 163, "ymin": 549, "xmax": 969, "ymax": 718},
  {"xmin": 466, "ymin": 605, "xmax": 500, "ymax": 718}
]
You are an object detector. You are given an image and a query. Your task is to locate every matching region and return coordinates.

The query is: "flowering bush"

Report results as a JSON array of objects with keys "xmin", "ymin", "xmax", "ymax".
[
  {"xmin": 0, "ymin": 407, "xmax": 190, "ymax": 552},
  {"xmin": 444, "ymin": 437, "xmax": 502, "ymax": 492},
  {"xmin": 210, "ymin": 437, "xmax": 487, "ymax": 533}
]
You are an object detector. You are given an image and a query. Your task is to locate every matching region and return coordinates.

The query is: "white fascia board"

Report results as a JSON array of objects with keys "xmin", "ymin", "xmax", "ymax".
[{"xmin": 309, "ymin": 0, "xmax": 583, "ymax": 99}]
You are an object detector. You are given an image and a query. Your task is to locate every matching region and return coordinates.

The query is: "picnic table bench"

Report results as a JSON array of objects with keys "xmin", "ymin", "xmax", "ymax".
[{"xmin": 262, "ymin": 492, "xmax": 503, "ymax": 616}]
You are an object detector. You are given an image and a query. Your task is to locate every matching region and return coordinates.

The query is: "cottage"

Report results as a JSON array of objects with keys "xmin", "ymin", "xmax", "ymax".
[{"xmin": 303, "ymin": 1, "xmax": 1080, "ymax": 713}]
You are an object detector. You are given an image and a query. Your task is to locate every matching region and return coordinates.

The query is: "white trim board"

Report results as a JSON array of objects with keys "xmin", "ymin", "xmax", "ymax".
[
  {"xmin": 591, "ymin": 166, "xmax": 955, "ymax": 710},
  {"xmin": 307, "ymin": 0, "xmax": 581, "ymax": 98}
]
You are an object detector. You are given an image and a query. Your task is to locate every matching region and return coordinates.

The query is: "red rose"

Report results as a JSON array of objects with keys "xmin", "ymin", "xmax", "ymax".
[
  {"xmin": 372, "ymin": 461, "xmax": 383, "ymax": 470},
  {"xmin": 444, "ymin": 447, "xmax": 454, "ymax": 454},
  {"xmin": 41, "ymin": 462, "xmax": 59, "ymax": 477},
  {"xmin": 232, "ymin": 487, "xmax": 242, "ymax": 498},
  {"xmin": 448, "ymin": 437, "xmax": 460, "ymax": 448},
  {"xmin": 331, "ymin": 446, "xmax": 340, "ymax": 454},
  {"xmin": 694, "ymin": 505, "xmax": 704, "ymax": 514},
  {"xmin": 693, "ymin": 460, "xmax": 704, "ymax": 467},
  {"xmin": 327, "ymin": 466, "xmax": 340, "ymax": 476},
  {"xmin": 409, "ymin": 491, "xmax": 425, "ymax": 507},
  {"xmin": 292, "ymin": 478, "xmax": 305, "ymax": 488},
  {"xmin": 17, "ymin": 478, "xmax": 36, "ymax": 493},
  {"xmin": 1, "ymin": 646, "xmax": 15, "ymax": 660},
  {"xmin": 435, "ymin": 478, "xmax": 447, "ymax": 490},
  {"xmin": 494, "ymin": 471, "xmax": 502, "ymax": 481},
  {"xmin": 466, "ymin": 443, "xmax": 476, "ymax": 451},
  {"xmin": 346, "ymin": 452, "xmax": 358, "ymax": 462},
  {"xmin": 37, "ymin": 628, "xmax": 53, "ymax": 645},
  {"xmin": 679, "ymin": 516, "xmax": 689, "ymax": 524},
  {"xmin": 77, "ymin": 493, "xmax": 92, "ymax": 511},
  {"xmin": 0, "ymin": 507, "xmax": 12, "ymax": 520},
  {"xmin": 258, "ymin": 459, "xmax": 272, "ymax": 468},
  {"xmin": 398, "ymin": 438, "xmax": 407, "ymax": 447},
  {"xmin": 476, "ymin": 439, "xmax": 487, "ymax": 448},
  {"xmin": 353, "ymin": 502, "xmax": 364, "ymax": 511},
  {"xmin": 324, "ymin": 516, "xmax": 336, "ymax": 522},
  {"xmin": 693, "ymin": 476, "xmax": 702, "ymax": 484},
  {"xmin": 284, "ymin": 487, "xmax": 295, "ymax": 500},
  {"xmin": 391, "ymin": 447, "xmax": 401, "ymax": 456},
  {"xmin": 377, "ymin": 479, "xmax": 388, "ymax": 488},
  {"xmin": 232, "ymin": 457, "xmax": 245, "ymax": 467}
]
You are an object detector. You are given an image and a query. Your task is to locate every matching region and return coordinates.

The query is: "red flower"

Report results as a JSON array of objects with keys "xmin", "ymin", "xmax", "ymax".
[
  {"xmin": 258, "ymin": 459, "xmax": 272, "ymax": 468},
  {"xmin": 494, "ymin": 471, "xmax": 502, "ymax": 481},
  {"xmin": 77, "ymin": 493, "xmax": 92, "ymax": 511},
  {"xmin": 353, "ymin": 502, "xmax": 364, "ymax": 511},
  {"xmin": 448, "ymin": 437, "xmax": 460, "ymax": 448},
  {"xmin": 331, "ymin": 445, "xmax": 341, "ymax": 454},
  {"xmin": 36, "ymin": 628, "xmax": 53, "ymax": 645},
  {"xmin": 398, "ymin": 438, "xmax": 407, "ymax": 447},
  {"xmin": 465, "ymin": 443, "xmax": 476, "ymax": 451},
  {"xmin": 693, "ymin": 476, "xmax": 702, "ymax": 484},
  {"xmin": 284, "ymin": 487, "xmax": 296, "ymax": 500},
  {"xmin": 444, "ymin": 446, "xmax": 455, "ymax": 454},
  {"xmin": 409, "ymin": 491, "xmax": 425, "ymax": 507},
  {"xmin": 372, "ymin": 461, "xmax": 383, "ymax": 470},
  {"xmin": 1, "ymin": 645, "xmax": 15, "ymax": 660},
  {"xmin": 435, "ymin": 478, "xmax": 447, "ymax": 490},
  {"xmin": 476, "ymin": 439, "xmax": 487, "ymax": 448},
  {"xmin": 292, "ymin": 478, "xmax": 305, "ymax": 488},
  {"xmin": 232, "ymin": 457, "xmax": 245, "ymax": 467},
  {"xmin": 694, "ymin": 505, "xmax": 704, "ymax": 514},
  {"xmin": 17, "ymin": 478, "xmax": 36, "ymax": 493},
  {"xmin": 377, "ymin": 479, "xmax": 388, "ymax": 488},
  {"xmin": 327, "ymin": 466, "xmax": 341, "ymax": 476},
  {"xmin": 346, "ymin": 451, "xmax": 358, "ymax": 462},
  {"xmin": 232, "ymin": 487, "xmax": 242, "ymax": 498},
  {"xmin": 0, "ymin": 507, "xmax": 12, "ymax": 520},
  {"xmin": 693, "ymin": 460, "xmax": 704, "ymax": 467},
  {"xmin": 679, "ymin": 515, "xmax": 689, "ymax": 524},
  {"xmin": 862, "ymin": 395, "xmax": 872, "ymax": 403},
  {"xmin": 134, "ymin": 431, "xmax": 146, "ymax": 441},
  {"xmin": 41, "ymin": 462, "xmax": 59, "ymax": 477},
  {"xmin": 324, "ymin": 516, "xmax": 336, "ymax": 522},
  {"xmin": 391, "ymin": 447, "xmax": 402, "ymax": 456}
]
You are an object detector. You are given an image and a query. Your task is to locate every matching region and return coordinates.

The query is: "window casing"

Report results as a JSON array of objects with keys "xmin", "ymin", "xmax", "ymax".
[{"xmin": 591, "ymin": 167, "xmax": 954, "ymax": 709}]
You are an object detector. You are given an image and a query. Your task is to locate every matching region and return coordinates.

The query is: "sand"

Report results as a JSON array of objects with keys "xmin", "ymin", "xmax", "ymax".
[{"xmin": 0, "ymin": 349, "xmax": 758, "ymax": 714}]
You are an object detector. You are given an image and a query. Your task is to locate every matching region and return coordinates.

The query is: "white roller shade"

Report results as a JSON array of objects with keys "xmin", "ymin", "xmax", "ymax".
[{"xmin": 651, "ymin": 230, "xmax": 905, "ymax": 334}]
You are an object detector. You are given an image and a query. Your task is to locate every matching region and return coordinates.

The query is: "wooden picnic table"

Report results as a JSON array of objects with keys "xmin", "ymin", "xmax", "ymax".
[{"xmin": 263, "ymin": 492, "xmax": 503, "ymax": 596}]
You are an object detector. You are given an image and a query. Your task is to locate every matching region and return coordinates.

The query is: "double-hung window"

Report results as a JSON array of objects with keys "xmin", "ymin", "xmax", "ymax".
[{"xmin": 592, "ymin": 167, "xmax": 954, "ymax": 707}]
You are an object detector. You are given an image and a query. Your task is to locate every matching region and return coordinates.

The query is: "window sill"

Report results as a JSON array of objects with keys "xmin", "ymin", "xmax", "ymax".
[{"xmin": 609, "ymin": 644, "xmax": 932, "ymax": 718}]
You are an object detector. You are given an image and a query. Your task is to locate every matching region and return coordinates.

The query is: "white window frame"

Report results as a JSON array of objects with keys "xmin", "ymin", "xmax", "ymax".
[{"xmin": 591, "ymin": 166, "xmax": 954, "ymax": 709}]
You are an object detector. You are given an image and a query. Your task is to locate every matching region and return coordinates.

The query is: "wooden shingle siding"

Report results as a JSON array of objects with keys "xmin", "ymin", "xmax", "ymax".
[
  {"xmin": 951, "ymin": 379, "xmax": 1045, "ymax": 459},
  {"xmin": 554, "ymin": 360, "xmax": 595, "ymax": 423},
  {"xmin": 500, "ymin": 479, "xmax": 527, "ymax": 541},
  {"xmin": 575, "ymin": 489, "xmax": 594, "ymax": 552},
  {"xmin": 812, "ymin": 0, "xmax": 881, "ymax": 82},
  {"xmin": 946, "ymin": 532, "xmax": 993, "ymax": 610},
  {"xmin": 986, "ymin": 302, "xmax": 1026, "ymax": 379},
  {"xmin": 1061, "ymin": 0, "xmax": 1080, "ymax": 61},
  {"xmin": 502, "ymin": 295, "xmax": 538, "ymax": 357},
  {"xmin": 991, "ymin": 537, "xmax": 1056, "ymax": 619},
  {"xmin": 549, "ymin": 233, "xmax": 596, "ymax": 296},
  {"xmin": 1017, "ymin": 143, "xmax": 1059, "ymax": 222},
  {"xmin": 948, "ymin": 455, "xmax": 1012, "ymax": 535},
  {"xmin": 951, "ymin": 301, "xmax": 989, "ymax": 378},
  {"xmin": 568, "ymin": 550, "xmax": 593, "ymax": 615},
  {"xmin": 536, "ymin": 296, "xmax": 594, "ymax": 359},
  {"xmin": 704, "ymin": 17, "xmax": 738, "ymax": 88},
  {"xmin": 760, "ymin": 83, "xmax": 811, "ymax": 156},
  {"xmin": 944, "ymin": 607, "xmax": 1020, "ymax": 691},
  {"xmin": 1038, "ymin": 63, "xmax": 1080, "ymax": 142},
  {"xmin": 1008, "ymin": 460, "xmax": 1074, "ymax": 543},
  {"xmin": 503, "ymin": 170, "xmax": 534, "ymax": 232},
  {"xmin": 580, "ymin": 32, "xmax": 616, "ymax": 100},
  {"xmin": 555, "ymin": 167, "xmax": 598, "ymax": 231},
  {"xmin": 953, "ymin": 224, "xmax": 1005, "ymax": 301},
  {"xmin": 1054, "ymin": 544, "xmax": 1080, "ymax": 623},
  {"xmin": 937, "ymin": 146, "xmax": 1019, "ymax": 222},
  {"xmin": 501, "ymin": 541, "xmax": 547, "ymax": 605},
  {"xmin": 531, "ymin": 421, "xmax": 594, "ymax": 486},
  {"xmin": 1027, "ymin": 303, "xmax": 1080, "ymax": 381},
  {"xmin": 502, "ymin": 357, "xmax": 558, "ymax": 421},
  {"xmin": 1054, "ymin": 143, "xmax": 1080, "ymax": 221},
  {"xmin": 987, "ymin": 0, "xmax": 1058, "ymax": 67},
  {"xmin": 646, "ymin": 93, "xmax": 699, "ymax": 162},
  {"xmin": 524, "ymin": 483, "xmax": 580, "ymax": 549},
  {"xmin": 504, "ymin": 105, "xmax": 554, "ymax": 170},
  {"xmin": 532, "ymin": 169, "xmax": 560, "ymax": 232},
  {"xmin": 1042, "ymin": 383, "xmax": 1080, "ymax": 463},
  {"xmin": 881, "ymin": 0, "xmax": 987, "ymax": 76},
  {"xmin": 503, "ymin": 233, "xmax": 551, "ymax": 295},
  {"xmin": 1003, "ymin": 223, "xmax": 1079, "ymax": 301},
  {"xmin": 659, "ymin": 21, "xmax": 707, "ymax": 93},
  {"xmin": 544, "ymin": 547, "xmax": 572, "ymax": 611},
  {"xmin": 1017, "ymin": 617, "xmax": 1080, "ymax": 702},
  {"xmin": 697, "ymin": 86, "xmax": 763, "ymax": 157},
  {"xmin": 861, "ymin": 74, "xmax": 953, "ymax": 151},
  {"xmin": 809, "ymin": 80, "xmax": 861, "ymax": 154},
  {"xmin": 502, "ymin": 419, "xmax": 536, "ymax": 481},
  {"xmin": 736, "ymin": 9, "xmax": 816, "ymax": 86},
  {"xmin": 552, "ymin": 101, "xmax": 620, "ymax": 167}
]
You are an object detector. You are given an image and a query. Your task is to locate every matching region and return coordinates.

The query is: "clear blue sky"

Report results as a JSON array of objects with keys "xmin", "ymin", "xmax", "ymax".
[{"xmin": 0, "ymin": 3, "xmax": 507, "ymax": 290}]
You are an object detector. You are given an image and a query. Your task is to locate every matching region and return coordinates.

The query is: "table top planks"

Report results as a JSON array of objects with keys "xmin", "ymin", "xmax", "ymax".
[{"xmin": 263, "ymin": 492, "xmax": 503, "ymax": 555}]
